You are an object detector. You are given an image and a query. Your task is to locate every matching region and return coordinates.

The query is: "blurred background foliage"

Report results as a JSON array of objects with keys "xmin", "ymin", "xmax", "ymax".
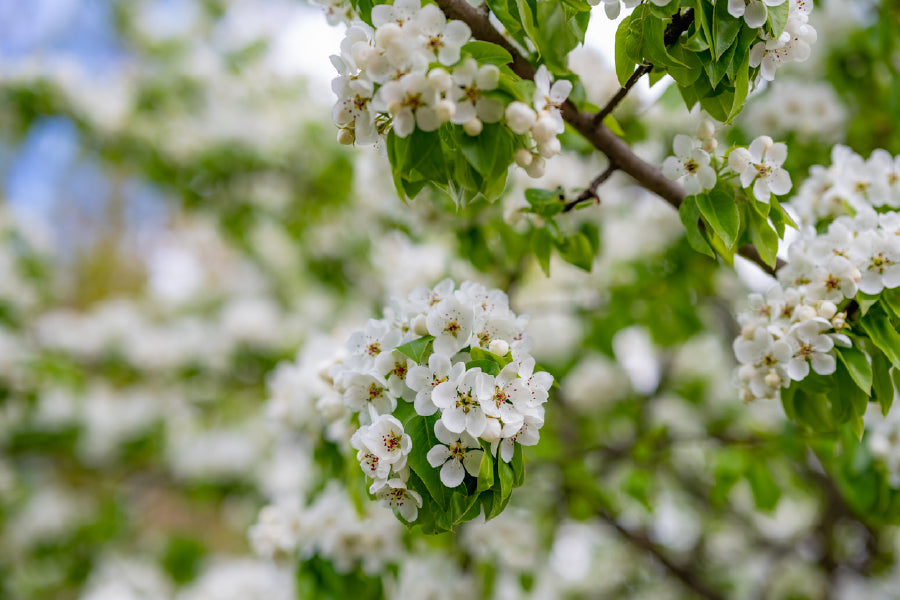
[{"xmin": 0, "ymin": 0, "xmax": 899, "ymax": 599}]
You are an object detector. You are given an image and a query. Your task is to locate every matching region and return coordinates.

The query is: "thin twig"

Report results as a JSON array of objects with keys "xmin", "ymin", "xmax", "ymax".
[
  {"xmin": 563, "ymin": 163, "xmax": 617, "ymax": 212},
  {"xmin": 593, "ymin": 64, "xmax": 652, "ymax": 127}
]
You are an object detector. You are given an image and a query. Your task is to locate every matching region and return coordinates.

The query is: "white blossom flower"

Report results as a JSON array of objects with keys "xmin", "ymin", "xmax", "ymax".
[
  {"xmin": 728, "ymin": 0, "xmax": 786, "ymax": 29},
  {"xmin": 376, "ymin": 478, "xmax": 423, "ymax": 521},
  {"xmin": 426, "ymin": 420, "xmax": 483, "ymax": 487},
  {"xmin": 432, "ymin": 367, "xmax": 491, "ymax": 437},
  {"xmin": 406, "ymin": 353, "xmax": 466, "ymax": 416},
  {"xmin": 729, "ymin": 135, "xmax": 792, "ymax": 202},
  {"xmin": 662, "ymin": 135, "xmax": 717, "ymax": 195},
  {"xmin": 426, "ymin": 295, "xmax": 475, "ymax": 357},
  {"xmin": 450, "ymin": 58, "xmax": 504, "ymax": 125},
  {"xmin": 414, "ymin": 4, "xmax": 471, "ymax": 66},
  {"xmin": 785, "ymin": 319, "xmax": 835, "ymax": 380},
  {"xmin": 362, "ymin": 414, "xmax": 412, "ymax": 466}
]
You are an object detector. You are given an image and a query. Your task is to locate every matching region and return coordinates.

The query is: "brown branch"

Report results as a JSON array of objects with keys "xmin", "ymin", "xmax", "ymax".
[
  {"xmin": 434, "ymin": 0, "xmax": 781, "ymax": 276},
  {"xmin": 593, "ymin": 64, "xmax": 652, "ymax": 127},
  {"xmin": 564, "ymin": 163, "xmax": 617, "ymax": 212}
]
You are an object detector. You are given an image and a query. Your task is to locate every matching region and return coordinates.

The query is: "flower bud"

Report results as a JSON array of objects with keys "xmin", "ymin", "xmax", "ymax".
[
  {"xmin": 413, "ymin": 314, "xmax": 429, "ymax": 336},
  {"xmin": 795, "ymin": 305, "xmax": 817, "ymax": 322},
  {"xmin": 741, "ymin": 389, "xmax": 755, "ymax": 403},
  {"xmin": 832, "ymin": 312, "xmax": 846, "ymax": 329},
  {"xmin": 514, "ymin": 148, "xmax": 533, "ymax": 167},
  {"xmin": 505, "ymin": 101, "xmax": 537, "ymax": 135},
  {"xmin": 817, "ymin": 300, "xmax": 837, "ymax": 319},
  {"xmin": 764, "ymin": 371, "xmax": 781, "ymax": 389},
  {"xmin": 525, "ymin": 155, "xmax": 545, "ymax": 178},
  {"xmin": 697, "ymin": 120, "xmax": 716, "ymax": 140},
  {"xmin": 337, "ymin": 128, "xmax": 355, "ymax": 146},
  {"xmin": 531, "ymin": 113, "xmax": 557, "ymax": 143},
  {"xmin": 463, "ymin": 117, "xmax": 483, "ymax": 136},
  {"xmin": 740, "ymin": 324, "xmax": 756, "ymax": 339},
  {"xmin": 537, "ymin": 137, "xmax": 561, "ymax": 158},
  {"xmin": 435, "ymin": 99, "xmax": 455, "ymax": 122},
  {"xmin": 489, "ymin": 339, "xmax": 510, "ymax": 356},
  {"xmin": 481, "ymin": 418, "xmax": 502, "ymax": 443}
]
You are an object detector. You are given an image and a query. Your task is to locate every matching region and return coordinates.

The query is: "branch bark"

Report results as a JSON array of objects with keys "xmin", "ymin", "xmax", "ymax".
[{"xmin": 434, "ymin": 0, "xmax": 784, "ymax": 275}]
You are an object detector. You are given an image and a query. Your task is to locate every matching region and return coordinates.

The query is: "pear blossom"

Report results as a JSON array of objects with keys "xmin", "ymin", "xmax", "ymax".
[
  {"xmin": 414, "ymin": 4, "xmax": 471, "ymax": 66},
  {"xmin": 426, "ymin": 420, "xmax": 483, "ymax": 487},
  {"xmin": 362, "ymin": 414, "xmax": 412, "ymax": 466},
  {"xmin": 662, "ymin": 135, "xmax": 717, "ymax": 195},
  {"xmin": 432, "ymin": 367, "xmax": 490, "ymax": 438},
  {"xmin": 785, "ymin": 319, "xmax": 835, "ymax": 380},
  {"xmin": 496, "ymin": 414, "xmax": 543, "ymax": 463},
  {"xmin": 406, "ymin": 353, "xmax": 466, "ymax": 416},
  {"xmin": 426, "ymin": 295, "xmax": 475, "ymax": 357},
  {"xmin": 729, "ymin": 135, "xmax": 792, "ymax": 202},
  {"xmin": 376, "ymin": 478, "xmax": 423, "ymax": 521},
  {"xmin": 450, "ymin": 58, "xmax": 504, "ymax": 125}
]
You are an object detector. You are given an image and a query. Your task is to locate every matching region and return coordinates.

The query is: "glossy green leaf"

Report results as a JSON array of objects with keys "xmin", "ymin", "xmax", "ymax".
[
  {"xmin": 679, "ymin": 196, "xmax": 715, "ymax": 258},
  {"xmin": 461, "ymin": 41, "xmax": 513, "ymax": 66},
  {"xmin": 872, "ymin": 352, "xmax": 895, "ymax": 416},
  {"xmin": 404, "ymin": 414, "xmax": 448, "ymax": 509},
  {"xmin": 860, "ymin": 304, "xmax": 900, "ymax": 370},
  {"xmin": 395, "ymin": 335, "xmax": 434, "ymax": 364},
  {"xmin": 696, "ymin": 189, "xmax": 740, "ymax": 249},
  {"xmin": 767, "ymin": 1, "xmax": 790, "ymax": 39},
  {"xmin": 837, "ymin": 346, "xmax": 873, "ymax": 396}
]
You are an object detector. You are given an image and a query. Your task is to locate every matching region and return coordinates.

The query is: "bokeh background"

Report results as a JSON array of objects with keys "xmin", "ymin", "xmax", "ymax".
[{"xmin": 1, "ymin": 0, "xmax": 899, "ymax": 598}]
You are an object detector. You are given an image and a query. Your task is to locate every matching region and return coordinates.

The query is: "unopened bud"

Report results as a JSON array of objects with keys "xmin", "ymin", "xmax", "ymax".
[
  {"xmin": 740, "ymin": 324, "xmax": 756, "ymax": 339},
  {"xmin": 531, "ymin": 113, "xmax": 557, "ymax": 143},
  {"xmin": 537, "ymin": 136, "xmax": 561, "ymax": 158},
  {"xmin": 817, "ymin": 300, "xmax": 837, "ymax": 319},
  {"xmin": 463, "ymin": 117, "xmax": 483, "ymax": 136},
  {"xmin": 795, "ymin": 305, "xmax": 817, "ymax": 322},
  {"xmin": 413, "ymin": 314, "xmax": 429, "ymax": 336},
  {"xmin": 697, "ymin": 120, "xmax": 716, "ymax": 140},
  {"xmin": 505, "ymin": 101, "xmax": 537, "ymax": 135},
  {"xmin": 514, "ymin": 148, "xmax": 533, "ymax": 167},
  {"xmin": 525, "ymin": 155, "xmax": 545, "ymax": 178},
  {"xmin": 337, "ymin": 128, "xmax": 355, "ymax": 145},
  {"xmin": 832, "ymin": 312, "xmax": 846, "ymax": 329},
  {"xmin": 764, "ymin": 371, "xmax": 781, "ymax": 389},
  {"xmin": 489, "ymin": 339, "xmax": 510, "ymax": 356}
]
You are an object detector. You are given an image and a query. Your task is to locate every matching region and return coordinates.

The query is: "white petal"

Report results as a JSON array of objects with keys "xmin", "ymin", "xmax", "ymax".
[
  {"xmin": 787, "ymin": 357, "xmax": 809, "ymax": 380},
  {"xmin": 427, "ymin": 444, "xmax": 451, "ymax": 467},
  {"xmin": 744, "ymin": 1, "xmax": 767, "ymax": 27},
  {"xmin": 440, "ymin": 458, "xmax": 465, "ymax": 487},
  {"xmin": 810, "ymin": 353, "xmax": 836, "ymax": 375},
  {"xmin": 767, "ymin": 169, "xmax": 792, "ymax": 196},
  {"xmin": 673, "ymin": 134, "xmax": 693, "ymax": 158},
  {"xmin": 441, "ymin": 407, "xmax": 466, "ymax": 433},
  {"xmin": 434, "ymin": 418, "xmax": 458, "ymax": 445}
]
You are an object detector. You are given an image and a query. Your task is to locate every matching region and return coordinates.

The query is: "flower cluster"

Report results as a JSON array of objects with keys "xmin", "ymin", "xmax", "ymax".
[
  {"xmin": 329, "ymin": 0, "xmax": 570, "ymax": 176},
  {"xmin": 748, "ymin": 0, "xmax": 817, "ymax": 81},
  {"xmin": 734, "ymin": 208, "xmax": 900, "ymax": 402},
  {"xmin": 791, "ymin": 146, "xmax": 900, "ymax": 226},
  {"xmin": 328, "ymin": 279, "xmax": 553, "ymax": 522},
  {"xmin": 729, "ymin": 135, "xmax": 792, "ymax": 203}
]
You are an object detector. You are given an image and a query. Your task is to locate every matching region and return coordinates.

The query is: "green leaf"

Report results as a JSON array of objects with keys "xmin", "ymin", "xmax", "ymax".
[
  {"xmin": 747, "ymin": 208, "xmax": 779, "ymax": 268},
  {"xmin": 466, "ymin": 359, "xmax": 501, "ymax": 376},
  {"xmin": 712, "ymin": 0, "xmax": 743, "ymax": 60},
  {"xmin": 837, "ymin": 346, "xmax": 873, "ymax": 396},
  {"xmin": 678, "ymin": 196, "xmax": 715, "ymax": 258},
  {"xmin": 727, "ymin": 50, "xmax": 751, "ymax": 121},
  {"xmin": 524, "ymin": 187, "xmax": 565, "ymax": 218},
  {"xmin": 533, "ymin": 227, "xmax": 553, "ymax": 276},
  {"xmin": 881, "ymin": 288, "xmax": 900, "ymax": 321},
  {"xmin": 767, "ymin": 1, "xmax": 790, "ymax": 39},
  {"xmin": 498, "ymin": 457, "xmax": 514, "ymax": 501},
  {"xmin": 511, "ymin": 443, "xmax": 525, "ymax": 486},
  {"xmin": 872, "ymin": 352, "xmax": 895, "ymax": 416},
  {"xmin": 860, "ymin": 304, "xmax": 900, "ymax": 370},
  {"xmin": 404, "ymin": 415, "xmax": 448, "ymax": 509},
  {"xmin": 695, "ymin": 189, "xmax": 740, "ymax": 249},
  {"xmin": 477, "ymin": 444, "xmax": 495, "ymax": 492},
  {"xmin": 615, "ymin": 14, "xmax": 637, "ymax": 87},
  {"xmin": 461, "ymin": 41, "xmax": 513, "ymax": 66},
  {"xmin": 455, "ymin": 123, "xmax": 516, "ymax": 182},
  {"xmin": 556, "ymin": 232, "xmax": 594, "ymax": 271},
  {"xmin": 395, "ymin": 336, "xmax": 434, "ymax": 364},
  {"xmin": 745, "ymin": 460, "xmax": 781, "ymax": 511},
  {"xmin": 700, "ymin": 85, "xmax": 735, "ymax": 123}
]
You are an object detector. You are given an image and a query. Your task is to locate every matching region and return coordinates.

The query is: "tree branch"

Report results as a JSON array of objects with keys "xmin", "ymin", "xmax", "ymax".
[
  {"xmin": 592, "ymin": 64, "xmax": 652, "ymax": 127},
  {"xmin": 564, "ymin": 162, "xmax": 617, "ymax": 212},
  {"xmin": 434, "ymin": 0, "xmax": 782, "ymax": 275}
]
